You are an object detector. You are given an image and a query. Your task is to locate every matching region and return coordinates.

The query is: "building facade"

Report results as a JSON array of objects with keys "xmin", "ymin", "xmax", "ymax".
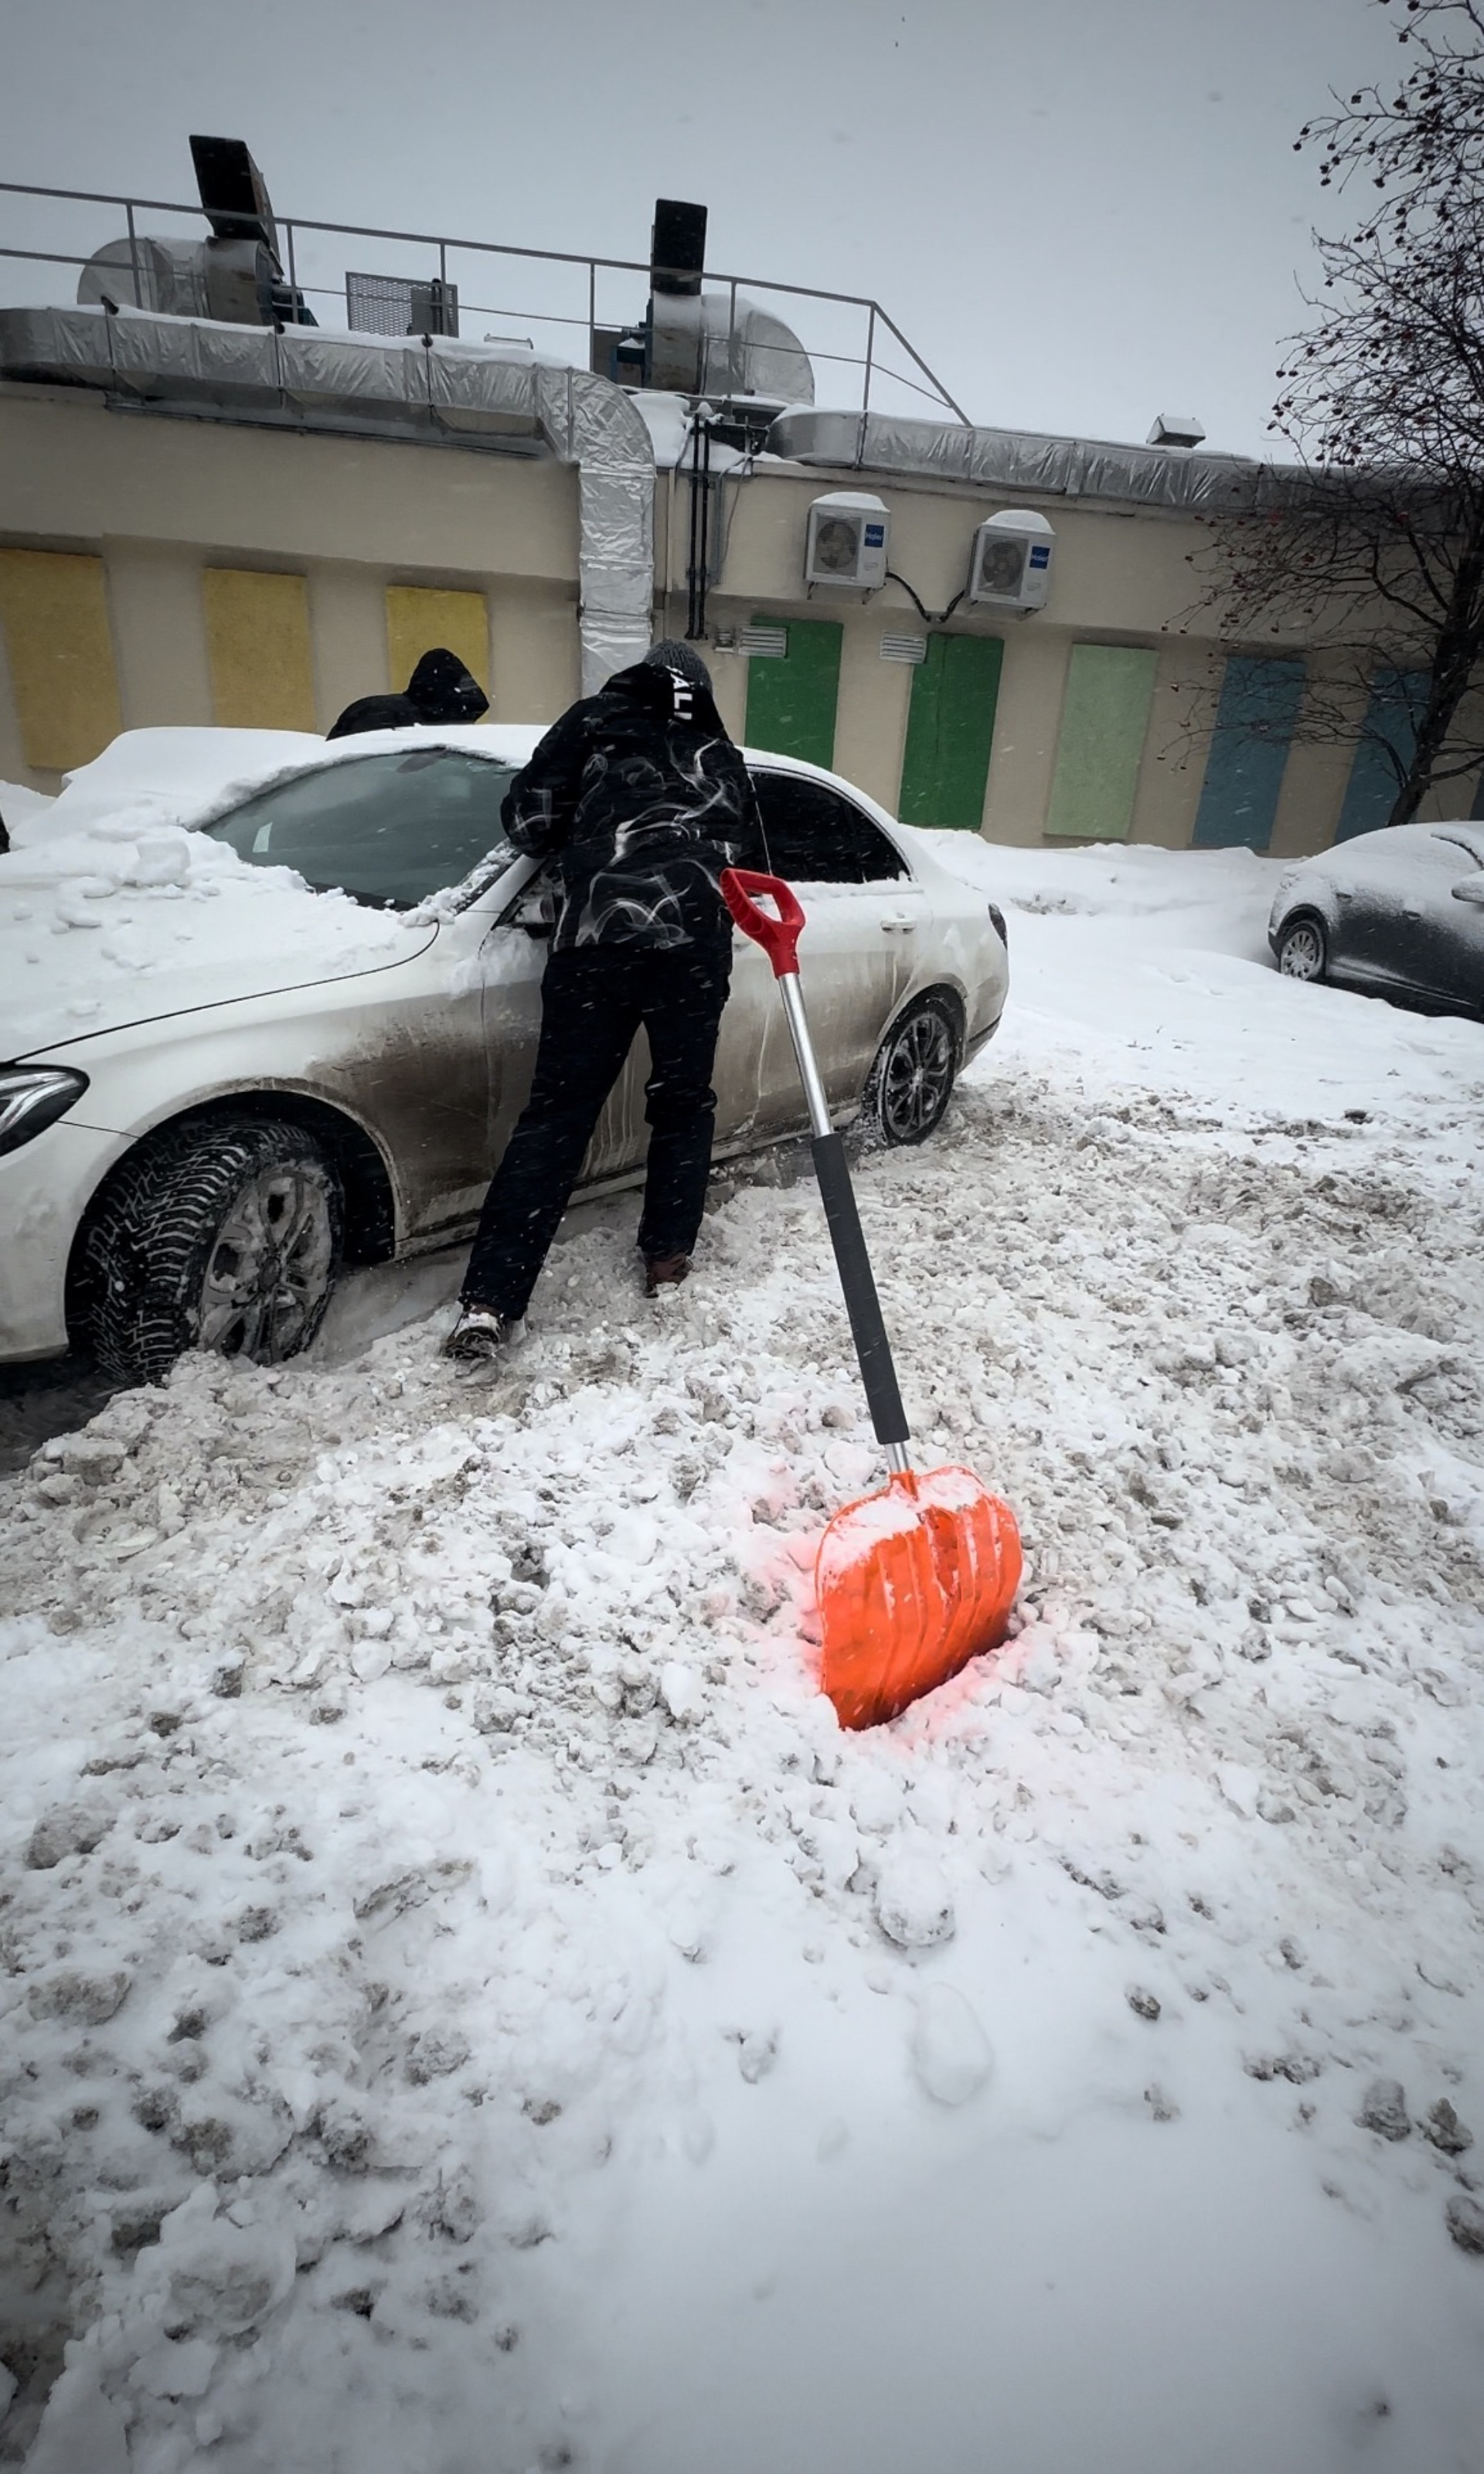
[{"xmin": 0, "ymin": 277, "xmax": 1474, "ymax": 851}]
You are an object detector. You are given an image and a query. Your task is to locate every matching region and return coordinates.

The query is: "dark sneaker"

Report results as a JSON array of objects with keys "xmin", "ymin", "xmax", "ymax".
[
  {"xmin": 643, "ymin": 1252, "xmax": 691, "ymax": 1298},
  {"xmin": 442, "ymin": 1305, "xmax": 514, "ymax": 1361}
]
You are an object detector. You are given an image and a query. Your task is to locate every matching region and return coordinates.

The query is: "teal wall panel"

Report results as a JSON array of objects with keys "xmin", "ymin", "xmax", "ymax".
[
  {"xmin": 1336, "ymin": 668, "xmax": 1429, "ymax": 841},
  {"xmin": 1192, "ymin": 655, "xmax": 1305, "ymax": 850}
]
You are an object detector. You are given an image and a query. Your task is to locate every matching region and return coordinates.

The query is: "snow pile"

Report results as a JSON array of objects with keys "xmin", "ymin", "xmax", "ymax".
[
  {"xmin": 2, "ymin": 727, "xmax": 530, "ymax": 1057},
  {"xmin": 0, "ymin": 781, "xmax": 55, "ymax": 835},
  {"xmin": 2, "ymin": 842, "xmax": 1483, "ymax": 2470}
]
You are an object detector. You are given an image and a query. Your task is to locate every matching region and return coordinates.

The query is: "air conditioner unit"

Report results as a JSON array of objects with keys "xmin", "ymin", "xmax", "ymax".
[
  {"xmin": 968, "ymin": 510, "xmax": 1055, "ymax": 611},
  {"xmin": 805, "ymin": 492, "xmax": 890, "ymax": 590}
]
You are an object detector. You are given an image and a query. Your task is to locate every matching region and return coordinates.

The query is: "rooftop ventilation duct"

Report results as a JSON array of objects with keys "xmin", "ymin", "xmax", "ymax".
[
  {"xmin": 649, "ymin": 291, "xmax": 814, "ymax": 405},
  {"xmin": 767, "ymin": 409, "xmax": 1261, "ymax": 516},
  {"xmin": 1146, "ymin": 413, "xmax": 1206, "ymax": 449},
  {"xmin": 75, "ymin": 134, "xmax": 315, "ymax": 327},
  {"xmin": 644, "ymin": 196, "xmax": 813, "ymax": 406}
]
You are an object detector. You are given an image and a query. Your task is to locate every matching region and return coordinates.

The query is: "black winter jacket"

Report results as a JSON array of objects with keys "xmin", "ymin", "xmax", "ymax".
[
  {"xmin": 327, "ymin": 647, "xmax": 490, "ymax": 741},
  {"xmin": 500, "ymin": 661, "xmax": 764, "ymax": 950}
]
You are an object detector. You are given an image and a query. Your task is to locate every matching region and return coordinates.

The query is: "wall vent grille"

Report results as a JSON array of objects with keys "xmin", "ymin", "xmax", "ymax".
[
  {"xmin": 880, "ymin": 632, "xmax": 928, "ymax": 664},
  {"xmin": 740, "ymin": 624, "xmax": 788, "ymax": 659}
]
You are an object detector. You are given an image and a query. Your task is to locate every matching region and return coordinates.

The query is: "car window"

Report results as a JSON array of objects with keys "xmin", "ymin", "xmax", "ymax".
[
  {"xmin": 751, "ymin": 771, "xmax": 907, "ymax": 883},
  {"xmin": 200, "ymin": 750, "xmax": 519, "ymax": 909}
]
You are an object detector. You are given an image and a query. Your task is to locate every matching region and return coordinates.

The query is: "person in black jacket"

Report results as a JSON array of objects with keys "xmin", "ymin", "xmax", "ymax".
[
  {"xmin": 444, "ymin": 640, "xmax": 763, "ymax": 1359},
  {"xmin": 327, "ymin": 646, "xmax": 489, "ymax": 740}
]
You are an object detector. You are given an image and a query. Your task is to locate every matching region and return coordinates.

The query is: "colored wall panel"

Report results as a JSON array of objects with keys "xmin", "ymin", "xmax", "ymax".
[
  {"xmin": 203, "ymin": 569, "xmax": 315, "ymax": 731},
  {"xmin": 744, "ymin": 616, "xmax": 842, "ymax": 768},
  {"xmin": 1192, "ymin": 655, "xmax": 1305, "ymax": 849},
  {"xmin": 386, "ymin": 584, "xmax": 490, "ymax": 699},
  {"xmin": 898, "ymin": 633, "xmax": 1003, "ymax": 829},
  {"xmin": 1045, "ymin": 644, "xmax": 1157, "ymax": 840},
  {"xmin": 0, "ymin": 547, "xmax": 121, "ymax": 771},
  {"xmin": 1336, "ymin": 667, "xmax": 1429, "ymax": 840}
]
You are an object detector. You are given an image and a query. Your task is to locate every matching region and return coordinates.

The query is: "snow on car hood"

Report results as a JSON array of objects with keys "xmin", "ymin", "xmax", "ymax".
[{"xmin": 0, "ymin": 723, "xmax": 543, "ymax": 1060}]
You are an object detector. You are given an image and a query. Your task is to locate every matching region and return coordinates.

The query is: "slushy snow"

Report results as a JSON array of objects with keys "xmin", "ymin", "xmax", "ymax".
[{"xmin": 2, "ymin": 838, "xmax": 1482, "ymax": 2473}]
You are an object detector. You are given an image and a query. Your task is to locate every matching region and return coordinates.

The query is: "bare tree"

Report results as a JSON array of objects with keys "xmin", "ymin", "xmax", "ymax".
[{"xmin": 1203, "ymin": 0, "xmax": 1484, "ymax": 825}]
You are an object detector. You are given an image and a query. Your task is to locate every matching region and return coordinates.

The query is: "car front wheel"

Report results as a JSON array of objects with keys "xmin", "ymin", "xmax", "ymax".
[
  {"xmin": 75, "ymin": 1118, "xmax": 343, "ymax": 1384},
  {"xmin": 1276, "ymin": 913, "xmax": 1329, "ymax": 982},
  {"xmin": 862, "ymin": 995, "xmax": 958, "ymax": 1146}
]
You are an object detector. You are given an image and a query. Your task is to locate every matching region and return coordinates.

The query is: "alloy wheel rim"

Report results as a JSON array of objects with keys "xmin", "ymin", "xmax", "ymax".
[
  {"xmin": 198, "ymin": 1165, "xmax": 335, "ymax": 1361},
  {"xmin": 880, "ymin": 1011, "xmax": 955, "ymax": 1139}
]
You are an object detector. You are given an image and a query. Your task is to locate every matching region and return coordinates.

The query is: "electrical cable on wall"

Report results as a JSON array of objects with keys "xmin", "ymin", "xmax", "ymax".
[{"xmin": 884, "ymin": 569, "xmax": 966, "ymax": 629}]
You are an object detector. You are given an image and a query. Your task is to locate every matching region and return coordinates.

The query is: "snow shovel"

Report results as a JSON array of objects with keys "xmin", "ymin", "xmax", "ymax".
[{"xmin": 721, "ymin": 867, "xmax": 1023, "ymax": 1729}]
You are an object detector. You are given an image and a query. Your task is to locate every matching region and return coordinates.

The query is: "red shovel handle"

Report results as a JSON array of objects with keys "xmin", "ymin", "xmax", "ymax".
[{"xmin": 721, "ymin": 868, "xmax": 805, "ymax": 979}]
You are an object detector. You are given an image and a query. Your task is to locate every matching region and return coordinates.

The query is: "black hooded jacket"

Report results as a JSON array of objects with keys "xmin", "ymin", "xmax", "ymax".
[
  {"xmin": 327, "ymin": 647, "xmax": 490, "ymax": 741},
  {"xmin": 500, "ymin": 659, "xmax": 764, "ymax": 950}
]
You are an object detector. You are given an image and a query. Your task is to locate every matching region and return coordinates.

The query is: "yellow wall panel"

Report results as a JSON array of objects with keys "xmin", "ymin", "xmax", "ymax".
[
  {"xmin": 386, "ymin": 585, "xmax": 489, "ymax": 699},
  {"xmin": 203, "ymin": 568, "xmax": 315, "ymax": 730},
  {"xmin": 0, "ymin": 548, "xmax": 122, "ymax": 771}
]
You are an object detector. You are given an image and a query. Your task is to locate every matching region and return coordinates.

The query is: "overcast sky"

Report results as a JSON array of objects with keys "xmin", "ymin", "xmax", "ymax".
[{"xmin": 4, "ymin": 0, "xmax": 1403, "ymax": 458}]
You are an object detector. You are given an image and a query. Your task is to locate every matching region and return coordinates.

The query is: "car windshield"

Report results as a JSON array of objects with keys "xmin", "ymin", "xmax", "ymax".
[{"xmin": 199, "ymin": 749, "xmax": 519, "ymax": 909}]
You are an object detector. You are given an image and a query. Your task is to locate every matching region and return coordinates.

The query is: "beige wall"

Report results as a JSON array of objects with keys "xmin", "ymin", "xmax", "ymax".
[
  {"xmin": 0, "ymin": 386, "xmax": 582, "ymax": 787},
  {"xmin": 3, "ymin": 380, "xmax": 1472, "ymax": 851}
]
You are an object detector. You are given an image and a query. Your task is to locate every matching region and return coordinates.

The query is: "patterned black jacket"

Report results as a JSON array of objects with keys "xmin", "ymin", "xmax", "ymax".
[{"xmin": 500, "ymin": 661, "xmax": 764, "ymax": 951}]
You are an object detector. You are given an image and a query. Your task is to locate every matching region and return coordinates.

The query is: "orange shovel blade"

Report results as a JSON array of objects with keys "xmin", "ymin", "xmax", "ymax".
[{"xmin": 815, "ymin": 1465, "xmax": 1023, "ymax": 1730}]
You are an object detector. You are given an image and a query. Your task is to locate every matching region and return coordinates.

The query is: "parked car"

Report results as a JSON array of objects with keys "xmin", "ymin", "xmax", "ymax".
[
  {"xmin": 1, "ymin": 725, "xmax": 1009, "ymax": 1381},
  {"xmin": 1269, "ymin": 821, "xmax": 1484, "ymax": 1017}
]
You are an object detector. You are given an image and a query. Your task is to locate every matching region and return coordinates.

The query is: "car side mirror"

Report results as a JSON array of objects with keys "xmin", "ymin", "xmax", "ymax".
[
  {"xmin": 511, "ymin": 888, "xmax": 555, "ymax": 937},
  {"xmin": 1451, "ymin": 876, "xmax": 1484, "ymax": 907}
]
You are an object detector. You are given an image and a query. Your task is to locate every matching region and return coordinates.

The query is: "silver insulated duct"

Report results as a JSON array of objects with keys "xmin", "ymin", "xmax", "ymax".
[{"xmin": 645, "ymin": 195, "xmax": 813, "ymax": 406}]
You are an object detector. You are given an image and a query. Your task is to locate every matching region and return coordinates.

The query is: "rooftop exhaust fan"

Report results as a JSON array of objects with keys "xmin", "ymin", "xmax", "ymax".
[
  {"xmin": 805, "ymin": 492, "xmax": 890, "ymax": 590},
  {"xmin": 968, "ymin": 510, "xmax": 1054, "ymax": 611},
  {"xmin": 1146, "ymin": 413, "xmax": 1206, "ymax": 449}
]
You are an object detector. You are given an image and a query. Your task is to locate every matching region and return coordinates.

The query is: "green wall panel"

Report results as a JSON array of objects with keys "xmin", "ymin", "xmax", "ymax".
[
  {"xmin": 1046, "ymin": 644, "xmax": 1158, "ymax": 841},
  {"xmin": 898, "ymin": 633, "xmax": 1004, "ymax": 828},
  {"xmin": 744, "ymin": 616, "xmax": 842, "ymax": 768}
]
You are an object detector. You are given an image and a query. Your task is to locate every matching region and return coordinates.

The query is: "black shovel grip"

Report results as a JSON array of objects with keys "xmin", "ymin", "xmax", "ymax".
[{"xmin": 810, "ymin": 1131, "xmax": 910, "ymax": 1450}]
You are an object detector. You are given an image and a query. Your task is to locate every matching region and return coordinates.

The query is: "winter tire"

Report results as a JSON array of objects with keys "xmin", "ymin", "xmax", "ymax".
[
  {"xmin": 74, "ymin": 1118, "xmax": 343, "ymax": 1384},
  {"xmin": 863, "ymin": 996, "xmax": 958, "ymax": 1147},
  {"xmin": 1276, "ymin": 913, "xmax": 1329, "ymax": 983}
]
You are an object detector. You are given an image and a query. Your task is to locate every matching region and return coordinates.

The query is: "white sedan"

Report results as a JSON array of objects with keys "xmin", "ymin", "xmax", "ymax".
[{"xmin": 1, "ymin": 725, "xmax": 1009, "ymax": 1382}]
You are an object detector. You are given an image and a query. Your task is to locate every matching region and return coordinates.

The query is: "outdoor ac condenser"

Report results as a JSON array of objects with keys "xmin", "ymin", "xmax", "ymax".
[
  {"xmin": 805, "ymin": 492, "xmax": 890, "ymax": 590},
  {"xmin": 968, "ymin": 510, "xmax": 1055, "ymax": 611}
]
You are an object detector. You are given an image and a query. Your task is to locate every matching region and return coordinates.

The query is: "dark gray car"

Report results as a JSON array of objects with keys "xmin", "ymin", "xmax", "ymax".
[{"xmin": 1268, "ymin": 822, "xmax": 1484, "ymax": 1019}]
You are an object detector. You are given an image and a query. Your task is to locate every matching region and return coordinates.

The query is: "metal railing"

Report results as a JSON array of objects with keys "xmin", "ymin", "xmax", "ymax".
[{"xmin": 0, "ymin": 179, "xmax": 970, "ymax": 426}]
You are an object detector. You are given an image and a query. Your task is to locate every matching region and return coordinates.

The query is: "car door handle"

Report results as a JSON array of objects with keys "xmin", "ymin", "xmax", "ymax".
[
  {"xmin": 1402, "ymin": 904, "xmax": 1423, "ymax": 920},
  {"xmin": 880, "ymin": 915, "xmax": 917, "ymax": 934}
]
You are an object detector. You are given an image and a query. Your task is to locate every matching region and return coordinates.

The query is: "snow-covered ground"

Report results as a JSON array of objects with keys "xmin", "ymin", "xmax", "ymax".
[{"xmin": 3, "ymin": 839, "xmax": 1483, "ymax": 2474}]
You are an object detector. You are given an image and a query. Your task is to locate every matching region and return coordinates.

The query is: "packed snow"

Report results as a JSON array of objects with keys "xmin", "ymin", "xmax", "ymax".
[
  {"xmin": 0, "ymin": 729, "xmax": 542, "ymax": 1057},
  {"xmin": 2, "ymin": 837, "xmax": 1483, "ymax": 2473}
]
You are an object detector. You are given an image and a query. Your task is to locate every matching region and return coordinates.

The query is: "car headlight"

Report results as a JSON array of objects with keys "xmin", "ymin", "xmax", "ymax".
[
  {"xmin": 987, "ymin": 901, "xmax": 1009, "ymax": 951},
  {"xmin": 0, "ymin": 1067, "xmax": 90, "ymax": 1158}
]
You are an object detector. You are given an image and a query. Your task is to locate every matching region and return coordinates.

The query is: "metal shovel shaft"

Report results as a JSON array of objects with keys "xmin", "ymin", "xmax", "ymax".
[{"xmin": 775, "ymin": 972, "xmax": 911, "ymax": 1470}]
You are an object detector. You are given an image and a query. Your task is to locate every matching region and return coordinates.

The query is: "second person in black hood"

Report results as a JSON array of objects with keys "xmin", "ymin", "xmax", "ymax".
[
  {"xmin": 444, "ymin": 640, "xmax": 764, "ymax": 1357},
  {"xmin": 327, "ymin": 645, "xmax": 490, "ymax": 740}
]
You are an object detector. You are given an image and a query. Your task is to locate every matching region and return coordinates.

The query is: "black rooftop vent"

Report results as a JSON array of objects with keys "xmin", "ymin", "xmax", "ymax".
[
  {"xmin": 650, "ymin": 199, "xmax": 706, "ymax": 298},
  {"xmin": 189, "ymin": 134, "xmax": 279, "ymax": 257}
]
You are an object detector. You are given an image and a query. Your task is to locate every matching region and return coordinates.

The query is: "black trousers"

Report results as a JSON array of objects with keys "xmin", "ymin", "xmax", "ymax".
[{"xmin": 462, "ymin": 941, "xmax": 733, "ymax": 1320}]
